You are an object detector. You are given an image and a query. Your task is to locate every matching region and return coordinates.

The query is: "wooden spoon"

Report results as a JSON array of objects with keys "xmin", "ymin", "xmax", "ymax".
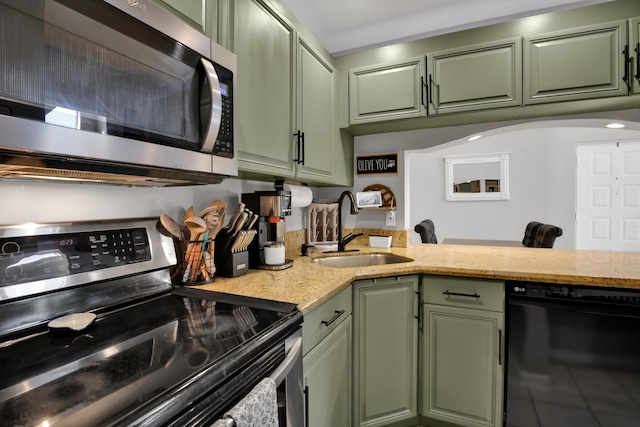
[
  {"xmin": 184, "ymin": 206, "xmax": 195, "ymax": 223},
  {"xmin": 159, "ymin": 214, "xmax": 183, "ymax": 240}
]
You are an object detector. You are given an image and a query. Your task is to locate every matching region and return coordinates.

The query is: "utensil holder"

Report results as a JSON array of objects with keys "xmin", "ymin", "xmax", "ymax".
[{"xmin": 174, "ymin": 239, "xmax": 215, "ymax": 285}]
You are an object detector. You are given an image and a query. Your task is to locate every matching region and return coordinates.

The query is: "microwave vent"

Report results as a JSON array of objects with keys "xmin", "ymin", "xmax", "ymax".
[{"xmin": 0, "ymin": 157, "xmax": 224, "ymax": 187}]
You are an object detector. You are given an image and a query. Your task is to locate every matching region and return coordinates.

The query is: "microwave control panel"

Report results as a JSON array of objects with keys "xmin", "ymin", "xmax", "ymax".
[{"xmin": 213, "ymin": 70, "xmax": 234, "ymax": 159}]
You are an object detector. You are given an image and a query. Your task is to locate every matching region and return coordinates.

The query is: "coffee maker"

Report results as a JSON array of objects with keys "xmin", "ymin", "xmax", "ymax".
[{"xmin": 241, "ymin": 190, "xmax": 293, "ymax": 270}]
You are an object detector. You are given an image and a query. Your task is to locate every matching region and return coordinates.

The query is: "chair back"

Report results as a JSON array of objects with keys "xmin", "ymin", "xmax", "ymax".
[
  {"xmin": 415, "ymin": 219, "xmax": 437, "ymax": 244},
  {"xmin": 534, "ymin": 224, "xmax": 563, "ymax": 248},
  {"xmin": 522, "ymin": 221, "xmax": 543, "ymax": 247}
]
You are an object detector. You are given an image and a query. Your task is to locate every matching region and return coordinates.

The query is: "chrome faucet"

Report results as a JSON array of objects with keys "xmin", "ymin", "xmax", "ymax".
[{"xmin": 335, "ymin": 191, "xmax": 363, "ymax": 252}]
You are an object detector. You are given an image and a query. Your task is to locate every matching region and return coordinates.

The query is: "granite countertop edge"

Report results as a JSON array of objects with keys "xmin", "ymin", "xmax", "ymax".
[{"xmin": 193, "ymin": 244, "xmax": 640, "ymax": 314}]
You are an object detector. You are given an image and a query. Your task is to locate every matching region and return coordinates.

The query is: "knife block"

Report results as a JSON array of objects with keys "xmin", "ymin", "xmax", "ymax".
[
  {"xmin": 217, "ymin": 250, "xmax": 249, "ymax": 277},
  {"xmin": 214, "ymin": 232, "xmax": 249, "ymax": 277}
]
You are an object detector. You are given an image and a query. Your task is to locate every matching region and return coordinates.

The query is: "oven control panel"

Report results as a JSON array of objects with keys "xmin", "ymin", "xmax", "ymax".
[{"xmin": 0, "ymin": 227, "xmax": 150, "ymax": 287}]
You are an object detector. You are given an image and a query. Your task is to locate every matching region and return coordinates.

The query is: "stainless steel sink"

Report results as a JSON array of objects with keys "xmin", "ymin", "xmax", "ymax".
[{"xmin": 313, "ymin": 253, "xmax": 413, "ymax": 268}]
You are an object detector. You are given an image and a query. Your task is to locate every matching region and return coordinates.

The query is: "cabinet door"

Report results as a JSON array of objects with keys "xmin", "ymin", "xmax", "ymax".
[
  {"xmin": 303, "ymin": 315, "xmax": 352, "ymax": 427},
  {"xmin": 632, "ymin": 17, "xmax": 640, "ymax": 95},
  {"xmin": 153, "ymin": 0, "xmax": 209, "ymax": 34},
  {"xmin": 422, "ymin": 304, "xmax": 504, "ymax": 427},
  {"xmin": 296, "ymin": 38, "xmax": 334, "ymax": 183},
  {"xmin": 524, "ymin": 20, "xmax": 628, "ymax": 104},
  {"xmin": 349, "ymin": 57, "xmax": 426, "ymax": 124},
  {"xmin": 234, "ymin": 0, "xmax": 296, "ymax": 178},
  {"xmin": 353, "ymin": 276, "xmax": 419, "ymax": 427},
  {"xmin": 427, "ymin": 38, "xmax": 522, "ymax": 115}
]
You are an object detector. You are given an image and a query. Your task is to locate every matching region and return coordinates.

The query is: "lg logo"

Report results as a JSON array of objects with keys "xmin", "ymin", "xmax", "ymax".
[{"xmin": 127, "ymin": 0, "xmax": 146, "ymax": 11}]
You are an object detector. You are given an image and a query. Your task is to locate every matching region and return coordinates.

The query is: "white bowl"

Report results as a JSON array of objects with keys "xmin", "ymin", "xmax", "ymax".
[{"xmin": 369, "ymin": 234, "xmax": 392, "ymax": 248}]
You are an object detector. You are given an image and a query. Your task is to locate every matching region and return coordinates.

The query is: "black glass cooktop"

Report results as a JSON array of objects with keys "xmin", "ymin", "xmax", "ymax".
[{"xmin": 0, "ymin": 288, "xmax": 299, "ymax": 427}]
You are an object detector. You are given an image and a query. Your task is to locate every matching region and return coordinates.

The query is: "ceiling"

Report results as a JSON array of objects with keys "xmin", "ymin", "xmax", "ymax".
[{"xmin": 279, "ymin": 0, "xmax": 612, "ymax": 56}]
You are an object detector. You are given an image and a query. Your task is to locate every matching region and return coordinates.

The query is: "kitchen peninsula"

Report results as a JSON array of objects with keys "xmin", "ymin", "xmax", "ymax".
[
  {"xmin": 196, "ymin": 243, "xmax": 640, "ymax": 427},
  {"xmin": 196, "ymin": 243, "xmax": 640, "ymax": 313}
]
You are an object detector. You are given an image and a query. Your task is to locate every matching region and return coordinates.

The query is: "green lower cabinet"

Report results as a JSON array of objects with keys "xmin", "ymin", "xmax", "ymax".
[
  {"xmin": 353, "ymin": 276, "xmax": 419, "ymax": 427},
  {"xmin": 422, "ymin": 305, "xmax": 504, "ymax": 427},
  {"xmin": 421, "ymin": 276, "xmax": 505, "ymax": 427},
  {"xmin": 524, "ymin": 20, "xmax": 628, "ymax": 104},
  {"xmin": 303, "ymin": 316, "xmax": 352, "ymax": 427}
]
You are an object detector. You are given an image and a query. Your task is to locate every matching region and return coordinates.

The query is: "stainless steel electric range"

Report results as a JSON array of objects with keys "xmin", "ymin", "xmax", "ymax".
[{"xmin": 0, "ymin": 217, "xmax": 303, "ymax": 426}]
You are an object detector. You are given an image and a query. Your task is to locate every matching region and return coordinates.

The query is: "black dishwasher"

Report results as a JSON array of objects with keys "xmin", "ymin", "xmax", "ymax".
[{"xmin": 505, "ymin": 282, "xmax": 640, "ymax": 427}]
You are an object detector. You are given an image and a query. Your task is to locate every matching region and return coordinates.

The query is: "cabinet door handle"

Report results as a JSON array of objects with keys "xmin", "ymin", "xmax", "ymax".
[
  {"xmin": 304, "ymin": 385, "xmax": 310, "ymax": 427},
  {"xmin": 442, "ymin": 290, "xmax": 480, "ymax": 299},
  {"xmin": 498, "ymin": 329, "xmax": 503, "ymax": 366},
  {"xmin": 623, "ymin": 45, "xmax": 631, "ymax": 95},
  {"xmin": 428, "ymin": 74, "xmax": 434, "ymax": 105},
  {"xmin": 321, "ymin": 310, "xmax": 345, "ymax": 326},
  {"xmin": 635, "ymin": 43, "xmax": 640, "ymax": 81},
  {"xmin": 300, "ymin": 131, "xmax": 305, "ymax": 166},
  {"xmin": 293, "ymin": 130, "xmax": 303, "ymax": 164},
  {"xmin": 421, "ymin": 76, "xmax": 427, "ymax": 108}
]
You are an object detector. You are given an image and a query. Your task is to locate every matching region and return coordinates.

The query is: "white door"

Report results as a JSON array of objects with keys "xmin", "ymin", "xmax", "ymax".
[{"xmin": 576, "ymin": 141, "xmax": 640, "ymax": 251}]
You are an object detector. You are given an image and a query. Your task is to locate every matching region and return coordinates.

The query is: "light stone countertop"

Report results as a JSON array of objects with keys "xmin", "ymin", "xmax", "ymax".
[{"xmin": 193, "ymin": 244, "xmax": 640, "ymax": 314}]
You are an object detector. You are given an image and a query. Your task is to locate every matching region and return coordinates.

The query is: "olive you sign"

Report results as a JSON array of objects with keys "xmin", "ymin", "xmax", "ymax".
[{"xmin": 356, "ymin": 153, "xmax": 398, "ymax": 175}]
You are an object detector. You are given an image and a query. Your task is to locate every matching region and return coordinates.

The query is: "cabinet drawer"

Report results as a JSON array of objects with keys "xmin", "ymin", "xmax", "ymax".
[
  {"xmin": 423, "ymin": 276, "xmax": 504, "ymax": 312},
  {"xmin": 303, "ymin": 285, "xmax": 352, "ymax": 355}
]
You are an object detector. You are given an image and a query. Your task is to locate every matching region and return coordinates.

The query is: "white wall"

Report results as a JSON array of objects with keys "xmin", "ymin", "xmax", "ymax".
[
  {"xmin": 316, "ymin": 109, "xmax": 640, "ymax": 236},
  {"xmin": 406, "ymin": 121, "xmax": 640, "ymax": 248},
  {"xmin": 0, "ymin": 178, "xmax": 309, "ymax": 230}
]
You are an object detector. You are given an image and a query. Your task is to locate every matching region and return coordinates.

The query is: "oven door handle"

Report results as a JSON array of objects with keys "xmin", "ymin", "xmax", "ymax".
[
  {"xmin": 269, "ymin": 334, "xmax": 302, "ymax": 386},
  {"xmin": 200, "ymin": 58, "xmax": 223, "ymax": 153}
]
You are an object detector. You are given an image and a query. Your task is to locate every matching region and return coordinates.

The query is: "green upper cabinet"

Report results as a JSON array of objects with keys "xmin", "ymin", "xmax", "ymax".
[
  {"xmin": 632, "ymin": 17, "xmax": 640, "ymax": 94},
  {"xmin": 353, "ymin": 276, "xmax": 419, "ymax": 427},
  {"xmin": 232, "ymin": 0, "xmax": 350, "ymax": 185},
  {"xmin": 295, "ymin": 38, "xmax": 335, "ymax": 183},
  {"xmin": 524, "ymin": 20, "xmax": 628, "ymax": 104},
  {"xmin": 152, "ymin": 0, "xmax": 210, "ymax": 35},
  {"xmin": 349, "ymin": 57, "xmax": 426, "ymax": 124},
  {"xmin": 426, "ymin": 38, "xmax": 522, "ymax": 115},
  {"xmin": 234, "ymin": 0, "xmax": 296, "ymax": 179}
]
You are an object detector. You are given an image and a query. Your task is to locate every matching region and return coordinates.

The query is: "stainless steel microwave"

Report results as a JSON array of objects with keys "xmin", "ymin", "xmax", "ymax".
[{"xmin": 0, "ymin": 0, "xmax": 236, "ymax": 186}]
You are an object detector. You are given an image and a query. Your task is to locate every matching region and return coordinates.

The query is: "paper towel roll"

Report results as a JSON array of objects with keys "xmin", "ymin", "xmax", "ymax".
[{"xmin": 285, "ymin": 184, "xmax": 313, "ymax": 208}]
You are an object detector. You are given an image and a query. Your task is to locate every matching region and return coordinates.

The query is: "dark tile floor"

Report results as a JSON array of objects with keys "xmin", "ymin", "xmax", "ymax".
[{"xmin": 507, "ymin": 362, "xmax": 640, "ymax": 427}]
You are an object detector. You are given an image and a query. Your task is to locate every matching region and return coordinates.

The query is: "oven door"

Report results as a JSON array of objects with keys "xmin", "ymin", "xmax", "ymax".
[
  {"xmin": 165, "ymin": 330, "xmax": 303, "ymax": 427},
  {"xmin": 0, "ymin": 0, "xmax": 235, "ymax": 174},
  {"xmin": 506, "ymin": 284, "xmax": 640, "ymax": 427}
]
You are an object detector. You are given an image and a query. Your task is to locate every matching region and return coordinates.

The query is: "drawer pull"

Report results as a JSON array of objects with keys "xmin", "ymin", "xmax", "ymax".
[
  {"xmin": 443, "ymin": 290, "xmax": 480, "ymax": 299},
  {"xmin": 321, "ymin": 310, "xmax": 345, "ymax": 326}
]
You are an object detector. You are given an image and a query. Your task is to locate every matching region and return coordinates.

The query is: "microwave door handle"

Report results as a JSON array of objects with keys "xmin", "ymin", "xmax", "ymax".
[{"xmin": 200, "ymin": 58, "xmax": 223, "ymax": 152}]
